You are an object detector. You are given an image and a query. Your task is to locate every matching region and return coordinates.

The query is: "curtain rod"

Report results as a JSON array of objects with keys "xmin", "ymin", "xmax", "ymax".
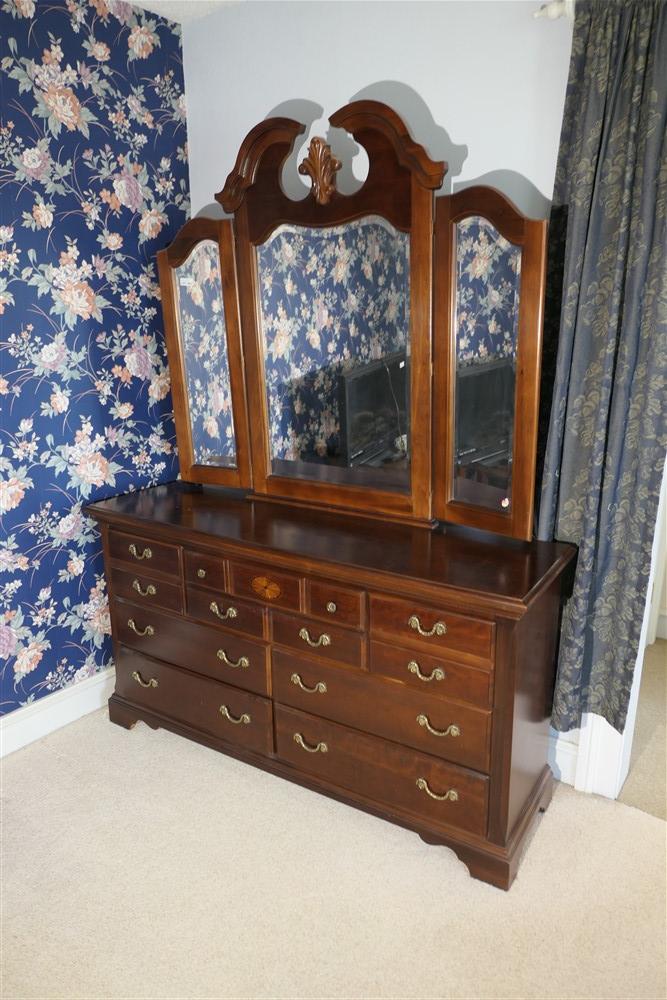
[{"xmin": 534, "ymin": 0, "xmax": 575, "ymax": 20}]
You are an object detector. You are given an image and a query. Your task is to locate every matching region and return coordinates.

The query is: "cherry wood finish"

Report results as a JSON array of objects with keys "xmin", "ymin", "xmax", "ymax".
[
  {"xmin": 87, "ymin": 482, "xmax": 576, "ymax": 889},
  {"xmin": 157, "ymin": 218, "xmax": 252, "ymax": 489},
  {"xmin": 433, "ymin": 187, "xmax": 547, "ymax": 540},
  {"xmin": 109, "ymin": 566, "xmax": 183, "ymax": 615}
]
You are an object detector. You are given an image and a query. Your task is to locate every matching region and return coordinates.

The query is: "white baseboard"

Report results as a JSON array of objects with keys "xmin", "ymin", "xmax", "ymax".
[
  {"xmin": 548, "ymin": 727, "xmax": 579, "ymax": 786},
  {"xmin": 0, "ymin": 666, "xmax": 115, "ymax": 758}
]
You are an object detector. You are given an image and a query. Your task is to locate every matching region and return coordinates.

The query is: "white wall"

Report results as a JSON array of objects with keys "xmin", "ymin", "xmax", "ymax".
[{"xmin": 183, "ymin": 1, "xmax": 573, "ymax": 220}]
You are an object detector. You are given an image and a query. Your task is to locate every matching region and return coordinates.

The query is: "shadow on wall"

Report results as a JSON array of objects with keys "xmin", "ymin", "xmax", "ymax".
[{"xmin": 196, "ymin": 80, "xmax": 549, "ymax": 221}]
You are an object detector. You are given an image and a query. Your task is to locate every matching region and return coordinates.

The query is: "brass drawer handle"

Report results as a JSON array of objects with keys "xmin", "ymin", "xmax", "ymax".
[
  {"xmin": 291, "ymin": 672, "xmax": 327, "ymax": 694},
  {"xmin": 408, "ymin": 660, "xmax": 445, "ymax": 683},
  {"xmin": 416, "ymin": 714, "xmax": 461, "ymax": 738},
  {"xmin": 217, "ymin": 648, "xmax": 249, "ymax": 669},
  {"xmin": 132, "ymin": 670, "xmax": 158, "ymax": 689},
  {"xmin": 197, "ymin": 568, "xmax": 207, "ymax": 579},
  {"xmin": 210, "ymin": 600, "xmax": 238, "ymax": 622},
  {"xmin": 408, "ymin": 614, "xmax": 447, "ymax": 637},
  {"xmin": 294, "ymin": 732, "xmax": 328, "ymax": 754},
  {"xmin": 416, "ymin": 778, "xmax": 459, "ymax": 802},
  {"xmin": 127, "ymin": 618, "xmax": 154, "ymax": 637},
  {"xmin": 299, "ymin": 627, "xmax": 331, "ymax": 648},
  {"xmin": 132, "ymin": 579, "xmax": 156, "ymax": 598},
  {"xmin": 219, "ymin": 705, "xmax": 250, "ymax": 725},
  {"xmin": 326, "ymin": 601, "xmax": 337, "ymax": 614},
  {"xmin": 128, "ymin": 543, "xmax": 152, "ymax": 561}
]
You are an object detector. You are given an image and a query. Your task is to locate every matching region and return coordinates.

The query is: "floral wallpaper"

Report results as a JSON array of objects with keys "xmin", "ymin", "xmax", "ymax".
[
  {"xmin": 0, "ymin": 0, "xmax": 189, "ymax": 715},
  {"xmin": 256, "ymin": 217, "xmax": 410, "ymax": 462},
  {"xmin": 175, "ymin": 240, "xmax": 235, "ymax": 466},
  {"xmin": 455, "ymin": 216, "xmax": 521, "ymax": 368}
]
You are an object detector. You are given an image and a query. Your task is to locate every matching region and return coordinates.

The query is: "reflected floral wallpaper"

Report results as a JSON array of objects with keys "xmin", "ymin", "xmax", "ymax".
[
  {"xmin": 455, "ymin": 216, "xmax": 521, "ymax": 367},
  {"xmin": 175, "ymin": 240, "xmax": 235, "ymax": 466},
  {"xmin": 256, "ymin": 218, "xmax": 409, "ymax": 461},
  {"xmin": 0, "ymin": 0, "xmax": 189, "ymax": 714}
]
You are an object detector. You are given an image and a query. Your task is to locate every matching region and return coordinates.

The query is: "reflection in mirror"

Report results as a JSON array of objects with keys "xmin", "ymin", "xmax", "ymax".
[
  {"xmin": 256, "ymin": 217, "xmax": 411, "ymax": 491},
  {"xmin": 453, "ymin": 216, "xmax": 521, "ymax": 512},
  {"xmin": 174, "ymin": 240, "xmax": 237, "ymax": 468}
]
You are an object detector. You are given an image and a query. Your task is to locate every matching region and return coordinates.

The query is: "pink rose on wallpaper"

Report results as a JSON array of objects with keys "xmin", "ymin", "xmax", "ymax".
[
  {"xmin": 59, "ymin": 280, "xmax": 97, "ymax": 320},
  {"xmin": 0, "ymin": 477, "xmax": 30, "ymax": 514},
  {"xmin": 124, "ymin": 343, "xmax": 153, "ymax": 379},
  {"xmin": 138, "ymin": 207, "xmax": 166, "ymax": 240},
  {"xmin": 55, "ymin": 509, "xmax": 83, "ymax": 542},
  {"xmin": 75, "ymin": 452, "xmax": 110, "ymax": 487},
  {"xmin": 39, "ymin": 338, "xmax": 68, "ymax": 371},
  {"xmin": 13, "ymin": 0, "xmax": 35, "ymax": 16},
  {"xmin": 107, "ymin": 0, "xmax": 133, "ymax": 24},
  {"xmin": 32, "ymin": 203, "xmax": 53, "ymax": 229},
  {"xmin": 113, "ymin": 170, "xmax": 143, "ymax": 212},
  {"xmin": 91, "ymin": 42, "xmax": 111, "ymax": 62},
  {"xmin": 14, "ymin": 640, "xmax": 48, "ymax": 680},
  {"xmin": 21, "ymin": 146, "xmax": 51, "ymax": 180},
  {"xmin": 43, "ymin": 85, "xmax": 83, "ymax": 132},
  {"xmin": 128, "ymin": 25, "xmax": 156, "ymax": 59},
  {"xmin": 0, "ymin": 624, "xmax": 17, "ymax": 660}
]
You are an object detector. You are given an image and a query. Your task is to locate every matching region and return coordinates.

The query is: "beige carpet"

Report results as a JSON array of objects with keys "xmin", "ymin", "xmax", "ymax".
[
  {"xmin": 619, "ymin": 639, "xmax": 667, "ymax": 820},
  {"xmin": 2, "ymin": 710, "xmax": 666, "ymax": 1000}
]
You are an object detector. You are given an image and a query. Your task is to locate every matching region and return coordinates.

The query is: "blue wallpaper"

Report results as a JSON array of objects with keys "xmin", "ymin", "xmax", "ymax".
[
  {"xmin": 256, "ymin": 218, "xmax": 410, "ymax": 461},
  {"xmin": 0, "ymin": 0, "xmax": 189, "ymax": 714}
]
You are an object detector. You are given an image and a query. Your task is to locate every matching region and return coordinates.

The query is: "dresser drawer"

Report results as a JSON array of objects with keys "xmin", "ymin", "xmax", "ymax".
[
  {"xmin": 187, "ymin": 586, "xmax": 266, "ymax": 639},
  {"xmin": 112, "ymin": 601, "xmax": 270, "ymax": 696},
  {"xmin": 272, "ymin": 611, "xmax": 364, "ymax": 669},
  {"xmin": 110, "ymin": 566, "xmax": 183, "ymax": 615},
  {"xmin": 370, "ymin": 641, "xmax": 492, "ymax": 709},
  {"xmin": 108, "ymin": 529, "xmax": 179, "ymax": 578},
  {"xmin": 272, "ymin": 649, "xmax": 490, "ymax": 771},
  {"xmin": 115, "ymin": 646, "xmax": 273, "ymax": 756},
  {"xmin": 370, "ymin": 594, "xmax": 495, "ymax": 666},
  {"xmin": 230, "ymin": 560, "xmax": 301, "ymax": 611},
  {"xmin": 184, "ymin": 549, "xmax": 226, "ymax": 591},
  {"xmin": 275, "ymin": 704, "xmax": 488, "ymax": 837},
  {"xmin": 306, "ymin": 579, "xmax": 365, "ymax": 629}
]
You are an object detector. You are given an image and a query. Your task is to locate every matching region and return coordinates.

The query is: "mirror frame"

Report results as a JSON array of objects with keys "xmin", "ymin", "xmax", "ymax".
[
  {"xmin": 433, "ymin": 187, "xmax": 547, "ymax": 540},
  {"xmin": 216, "ymin": 101, "xmax": 446, "ymax": 526},
  {"xmin": 157, "ymin": 218, "xmax": 252, "ymax": 488}
]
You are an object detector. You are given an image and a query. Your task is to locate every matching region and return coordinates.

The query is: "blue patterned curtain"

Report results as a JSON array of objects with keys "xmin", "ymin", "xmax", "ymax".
[{"xmin": 538, "ymin": 0, "xmax": 667, "ymax": 732}]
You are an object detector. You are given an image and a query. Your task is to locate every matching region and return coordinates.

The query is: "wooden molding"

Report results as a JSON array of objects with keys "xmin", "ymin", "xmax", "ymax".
[{"xmin": 298, "ymin": 137, "xmax": 341, "ymax": 205}]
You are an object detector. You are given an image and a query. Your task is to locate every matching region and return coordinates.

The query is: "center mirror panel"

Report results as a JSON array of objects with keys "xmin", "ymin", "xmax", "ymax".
[
  {"xmin": 255, "ymin": 217, "xmax": 411, "ymax": 492},
  {"xmin": 174, "ymin": 239, "xmax": 237, "ymax": 468}
]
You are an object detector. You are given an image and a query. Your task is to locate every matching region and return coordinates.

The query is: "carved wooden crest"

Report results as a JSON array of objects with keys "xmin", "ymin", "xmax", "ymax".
[{"xmin": 298, "ymin": 137, "xmax": 341, "ymax": 206}]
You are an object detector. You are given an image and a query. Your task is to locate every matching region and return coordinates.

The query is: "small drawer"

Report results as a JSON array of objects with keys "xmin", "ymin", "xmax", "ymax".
[
  {"xmin": 307, "ymin": 579, "xmax": 364, "ymax": 629},
  {"xmin": 230, "ymin": 561, "xmax": 301, "ymax": 612},
  {"xmin": 272, "ymin": 611, "xmax": 364, "ymax": 668},
  {"xmin": 272, "ymin": 648, "xmax": 490, "ymax": 771},
  {"xmin": 115, "ymin": 646, "xmax": 272, "ymax": 756},
  {"xmin": 187, "ymin": 585, "xmax": 266, "ymax": 639},
  {"xmin": 109, "ymin": 566, "xmax": 183, "ymax": 615},
  {"xmin": 275, "ymin": 704, "xmax": 488, "ymax": 838},
  {"xmin": 370, "ymin": 641, "xmax": 492, "ymax": 709},
  {"xmin": 370, "ymin": 594, "xmax": 495, "ymax": 666},
  {"xmin": 109, "ymin": 529, "xmax": 179, "ymax": 578},
  {"xmin": 184, "ymin": 549, "xmax": 226, "ymax": 592},
  {"xmin": 112, "ymin": 600, "xmax": 270, "ymax": 697}
]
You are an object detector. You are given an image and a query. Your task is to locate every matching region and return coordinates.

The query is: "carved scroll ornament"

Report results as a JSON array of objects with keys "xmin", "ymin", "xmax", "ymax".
[{"xmin": 298, "ymin": 137, "xmax": 342, "ymax": 205}]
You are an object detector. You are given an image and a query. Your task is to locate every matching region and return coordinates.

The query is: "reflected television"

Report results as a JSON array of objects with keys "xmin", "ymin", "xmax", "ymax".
[{"xmin": 339, "ymin": 351, "xmax": 408, "ymax": 467}]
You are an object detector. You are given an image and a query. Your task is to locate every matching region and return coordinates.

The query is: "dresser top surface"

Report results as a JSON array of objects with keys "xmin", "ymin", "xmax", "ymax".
[{"xmin": 87, "ymin": 482, "xmax": 576, "ymax": 610}]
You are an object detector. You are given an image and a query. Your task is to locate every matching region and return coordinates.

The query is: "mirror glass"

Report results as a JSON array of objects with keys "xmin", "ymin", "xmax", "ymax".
[
  {"xmin": 452, "ymin": 216, "xmax": 521, "ymax": 512},
  {"xmin": 256, "ymin": 217, "xmax": 411, "ymax": 491},
  {"xmin": 174, "ymin": 240, "xmax": 237, "ymax": 468}
]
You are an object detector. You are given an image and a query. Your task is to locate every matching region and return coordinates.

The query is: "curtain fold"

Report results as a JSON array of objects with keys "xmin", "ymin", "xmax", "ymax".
[{"xmin": 538, "ymin": 0, "xmax": 667, "ymax": 733}]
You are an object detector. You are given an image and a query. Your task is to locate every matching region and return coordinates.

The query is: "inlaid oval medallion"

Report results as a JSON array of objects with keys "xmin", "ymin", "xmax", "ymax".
[{"xmin": 251, "ymin": 575, "xmax": 282, "ymax": 600}]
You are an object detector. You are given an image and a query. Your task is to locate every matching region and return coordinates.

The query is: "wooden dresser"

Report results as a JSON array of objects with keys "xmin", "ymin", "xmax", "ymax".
[{"xmin": 87, "ymin": 483, "xmax": 575, "ymax": 889}]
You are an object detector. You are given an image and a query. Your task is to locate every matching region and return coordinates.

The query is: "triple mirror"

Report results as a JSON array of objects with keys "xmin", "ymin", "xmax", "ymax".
[{"xmin": 158, "ymin": 103, "xmax": 546, "ymax": 539}]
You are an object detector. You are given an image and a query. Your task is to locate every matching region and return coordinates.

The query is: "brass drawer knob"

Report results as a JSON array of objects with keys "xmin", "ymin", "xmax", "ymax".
[
  {"xmin": 127, "ymin": 618, "xmax": 154, "ymax": 638},
  {"xmin": 416, "ymin": 778, "xmax": 458, "ymax": 802},
  {"xmin": 197, "ymin": 568, "xmax": 207, "ymax": 579},
  {"xmin": 299, "ymin": 627, "xmax": 331, "ymax": 648},
  {"xmin": 407, "ymin": 660, "xmax": 445, "ymax": 683},
  {"xmin": 132, "ymin": 670, "xmax": 158, "ymax": 689},
  {"xmin": 408, "ymin": 614, "xmax": 447, "ymax": 637},
  {"xmin": 291, "ymin": 672, "xmax": 327, "ymax": 694},
  {"xmin": 210, "ymin": 600, "xmax": 238, "ymax": 621},
  {"xmin": 219, "ymin": 705, "xmax": 251, "ymax": 725},
  {"xmin": 326, "ymin": 601, "xmax": 337, "ymax": 614},
  {"xmin": 416, "ymin": 714, "xmax": 461, "ymax": 738},
  {"xmin": 132, "ymin": 579, "xmax": 156, "ymax": 598},
  {"xmin": 128, "ymin": 543, "xmax": 152, "ymax": 561},
  {"xmin": 217, "ymin": 648, "xmax": 249, "ymax": 669},
  {"xmin": 294, "ymin": 732, "xmax": 328, "ymax": 754}
]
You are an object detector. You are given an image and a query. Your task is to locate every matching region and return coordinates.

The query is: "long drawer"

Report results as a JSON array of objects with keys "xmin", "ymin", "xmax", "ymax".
[
  {"xmin": 370, "ymin": 594, "xmax": 495, "ymax": 666},
  {"xmin": 112, "ymin": 600, "xmax": 270, "ymax": 696},
  {"xmin": 115, "ymin": 646, "xmax": 272, "ymax": 755},
  {"xmin": 275, "ymin": 704, "xmax": 488, "ymax": 837},
  {"xmin": 272, "ymin": 649, "xmax": 491, "ymax": 772}
]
